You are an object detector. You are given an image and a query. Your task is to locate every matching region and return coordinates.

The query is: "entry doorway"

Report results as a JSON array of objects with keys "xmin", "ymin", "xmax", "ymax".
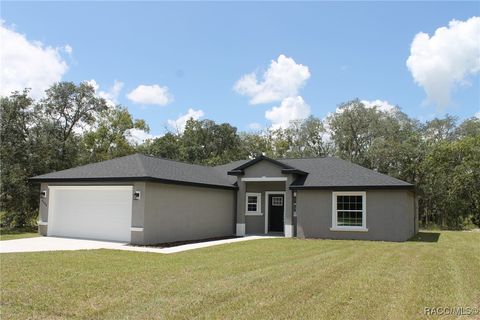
[{"xmin": 265, "ymin": 192, "xmax": 286, "ymax": 233}]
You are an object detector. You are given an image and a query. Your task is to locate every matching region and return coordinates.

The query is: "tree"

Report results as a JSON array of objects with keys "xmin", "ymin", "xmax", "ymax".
[
  {"xmin": 328, "ymin": 100, "xmax": 379, "ymax": 166},
  {"xmin": 420, "ymin": 135, "xmax": 480, "ymax": 228},
  {"xmin": 181, "ymin": 119, "xmax": 246, "ymax": 165},
  {"xmin": 422, "ymin": 115, "xmax": 457, "ymax": 143},
  {"xmin": 138, "ymin": 133, "xmax": 182, "ymax": 160},
  {"xmin": 240, "ymin": 132, "xmax": 270, "ymax": 159},
  {"xmin": 455, "ymin": 117, "xmax": 480, "ymax": 138},
  {"xmin": 283, "ymin": 116, "xmax": 333, "ymax": 158},
  {"xmin": 36, "ymin": 82, "xmax": 108, "ymax": 170},
  {"xmin": 0, "ymin": 90, "xmax": 36, "ymax": 227},
  {"xmin": 80, "ymin": 107, "xmax": 149, "ymax": 163}
]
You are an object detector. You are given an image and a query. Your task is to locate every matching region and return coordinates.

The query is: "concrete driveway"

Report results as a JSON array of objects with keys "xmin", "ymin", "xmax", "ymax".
[
  {"xmin": 0, "ymin": 237, "xmax": 128, "ymax": 253},
  {"xmin": 0, "ymin": 235, "xmax": 274, "ymax": 254}
]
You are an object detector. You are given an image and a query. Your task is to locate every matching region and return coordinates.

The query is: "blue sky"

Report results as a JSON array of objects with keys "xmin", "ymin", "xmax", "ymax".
[{"xmin": 1, "ymin": 1, "xmax": 479, "ymax": 138}]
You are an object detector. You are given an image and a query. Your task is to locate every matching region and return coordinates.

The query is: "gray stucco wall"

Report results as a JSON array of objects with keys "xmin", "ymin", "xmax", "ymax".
[
  {"xmin": 143, "ymin": 182, "xmax": 236, "ymax": 244},
  {"xmin": 296, "ymin": 189, "xmax": 416, "ymax": 242}
]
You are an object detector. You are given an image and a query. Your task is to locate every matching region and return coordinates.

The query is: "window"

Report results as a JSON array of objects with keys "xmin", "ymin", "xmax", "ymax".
[
  {"xmin": 331, "ymin": 192, "xmax": 367, "ymax": 231},
  {"xmin": 271, "ymin": 196, "xmax": 283, "ymax": 206},
  {"xmin": 246, "ymin": 193, "xmax": 262, "ymax": 215}
]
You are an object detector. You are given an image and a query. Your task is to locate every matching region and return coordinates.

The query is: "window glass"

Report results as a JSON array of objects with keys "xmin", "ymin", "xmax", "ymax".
[
  {"xmin": 336, "ymin": 195, "xmax": 363, "ymax": 227},
  {"xmin": 271, "ymin": 196, "xmax": 283, "ymax": 206},
  {"xmin": 247, "ymin": 196, "xmax": 258, "ymax": 212}
]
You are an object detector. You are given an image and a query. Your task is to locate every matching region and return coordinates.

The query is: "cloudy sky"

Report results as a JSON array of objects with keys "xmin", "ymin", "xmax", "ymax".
[{"xmin": 1, "ymin": 2, "xmax": 479, "ymax": 140}]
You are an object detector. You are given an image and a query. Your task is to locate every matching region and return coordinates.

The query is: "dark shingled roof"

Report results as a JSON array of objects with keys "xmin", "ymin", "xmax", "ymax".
[
  {"xmin": 278, "ymin": 157, "xmax": 413, "ymax": 189},
  {"xmin": 30, "ymin": 154, "xmax": 236, "ymax": 189},
  {"xmin": 31, "ymin": 154, "xmax": 413, "ymax": 190}
]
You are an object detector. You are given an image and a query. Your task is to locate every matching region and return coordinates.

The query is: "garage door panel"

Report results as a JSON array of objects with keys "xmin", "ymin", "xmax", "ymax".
[{"xmin": 48, "ymin": 186, "xmax": 133, "ymax": 242}]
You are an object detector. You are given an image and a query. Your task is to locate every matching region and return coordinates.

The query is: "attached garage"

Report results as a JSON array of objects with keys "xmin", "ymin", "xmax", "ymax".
[
  {"xmin": 47, "ymin": 186, "xmax": 133, "ymax": 242},
  {"xmin": 32, "ymin": 154, "xmax": 238, "ymax": 245}
]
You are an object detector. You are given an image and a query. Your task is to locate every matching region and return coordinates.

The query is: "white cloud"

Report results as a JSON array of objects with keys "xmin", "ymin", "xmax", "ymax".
[
  {"xmin": 475, "ymin": 111, "xmax": 480, "ymax": 119},
  {"xmin": 406, "ymin": 16, "xmax": 480, "ymax": 109},
  {"xmin": 360, "ymin": 99, "xmax": 397, "ymax": 114},
  {"xmin": 330, "ymin": 99, "xmax": 398, "ymax": 116},
  {"xmin": 265, "ymin": 96, "xmax": 311, "ymax": 129},
  {"xmin": 126, "ymin": 128, "xmax": 162, "ymax": 144},
  {"xmin": 234, "ymin": 54, "xmax": 311, "ymax": 105},
  {"xmin": 127, "ymin": 84, "xmax": 173, "ymax": 106},
  {"xmin": 167, "ymin": 108, "xmax": 204, "ymax": 133},
  {"xmin": 99, "ymin": 80, "xmax": 124, "ymax": 107},
  {"xmin": 84, "ymin": 79, "xmax": 124, "ymax": 107},
  {"xmin": 0, "ymin": 22, "xmax": 69, "ymax": 99}
]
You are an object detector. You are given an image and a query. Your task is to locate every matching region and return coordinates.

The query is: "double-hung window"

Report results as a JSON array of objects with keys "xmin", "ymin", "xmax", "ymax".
[
  {"xmin": 245, "ymin": 193, "xmax": 262, "ymax": 215},
  {"xmin": 331, "ymin": 192, "xmax": 367, "ymax": 231}
]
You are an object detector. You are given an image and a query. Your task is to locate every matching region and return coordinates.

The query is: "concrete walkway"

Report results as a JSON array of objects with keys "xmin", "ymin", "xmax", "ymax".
[{"xmin": 0, "ymin": 235, "xmax": 275, "ymax": 254}]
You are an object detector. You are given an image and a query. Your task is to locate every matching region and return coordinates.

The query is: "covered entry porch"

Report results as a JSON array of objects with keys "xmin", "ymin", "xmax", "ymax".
[{"xmin": 235, "ymin": 177, "xmax": 294, "ymax": 237}]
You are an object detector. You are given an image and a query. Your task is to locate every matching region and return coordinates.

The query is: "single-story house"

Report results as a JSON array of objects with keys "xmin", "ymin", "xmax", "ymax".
[{"xmin": 30, "ymin": 154, "xmax": 418, "ymax": 244}]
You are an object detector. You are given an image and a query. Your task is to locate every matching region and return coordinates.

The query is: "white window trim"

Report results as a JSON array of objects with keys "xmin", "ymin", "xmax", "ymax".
[
  {"xmin": 330, "ymin": 191, "xmax": 368, "ymax": 232},
  {"xmin": 245, "ymin": 192, "xmax": 262, "ymax": 215},
  {"xmin": 264, "ymin": 191, "xmax": 287, "ymax": 234}
]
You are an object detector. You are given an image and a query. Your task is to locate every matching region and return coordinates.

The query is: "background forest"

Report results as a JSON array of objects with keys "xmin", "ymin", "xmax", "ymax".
[{"xmin": 1, "ymin": 82, "xmax": 479, "ymax": 230}]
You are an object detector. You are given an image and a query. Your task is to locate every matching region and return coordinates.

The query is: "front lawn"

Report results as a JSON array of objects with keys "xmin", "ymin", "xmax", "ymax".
[
  {"xmin": 1, "ymin": 231, "xmax": 479, "ymax": 319},
  {"xmin": 0, "ymin": 228, "xmax": 39, "ymax": 241}
]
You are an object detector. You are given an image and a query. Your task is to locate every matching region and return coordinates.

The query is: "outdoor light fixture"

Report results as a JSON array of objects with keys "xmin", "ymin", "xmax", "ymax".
[
  {"xmin": 133, "ymin": 191, "xmax": 141, "ymax": 200},
  {"xmin": 40, "ymin": 190, "xmax": 47, "ymax": 198}
]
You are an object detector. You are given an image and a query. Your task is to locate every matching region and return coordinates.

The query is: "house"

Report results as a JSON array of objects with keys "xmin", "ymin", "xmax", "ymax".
[{"xmin": 30, "ymin": 154, "xmax": 418, "ymax": 244}]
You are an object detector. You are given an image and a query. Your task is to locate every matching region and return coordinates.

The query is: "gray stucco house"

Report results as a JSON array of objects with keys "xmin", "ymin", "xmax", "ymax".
[{"xmin": 31, "ymin": 154, "xmax": 418, "ymax": 244}]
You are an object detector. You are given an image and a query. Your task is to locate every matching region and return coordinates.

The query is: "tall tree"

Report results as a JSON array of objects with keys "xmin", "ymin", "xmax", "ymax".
[
  {"xmin": 181, "ymin": 119, "xmax": 246, "ymax": 165},
  {"xmin": 283, "ymin": 116, "xmax": 333, "ymax": 158},
  {"xmin": 421, "ymin": 135, "xmax": 480, "ymax": 228},
  {"xmin": 422, "ymin": 115, "xmax": 457, "ymax": 143},
  {"xmin": 455, "ymin": 117, "xmax": 480, "ymax": 138},
  {"xmin": 80, "ymin": 107, "xmax": 149, "ymax": 163},
  {"xmin": 328, "ymin": 99, "xmax": 391, "ymax": 167},
  {"xmin": 240, "ymin": 132, "xmax": 270, "ymax": 159},
  {"xmin": 0, "ymin": 90, "xmax": 35, "ymax": 227},
  {"xmin": 36, "ymin": 82, "xmax": 108, "ymax": 169}
]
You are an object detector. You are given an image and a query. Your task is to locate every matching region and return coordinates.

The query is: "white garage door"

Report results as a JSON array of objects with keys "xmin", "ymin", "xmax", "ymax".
[{"xmin": 48, "ymin": 186, "xmax": 133, "ymax": 242}]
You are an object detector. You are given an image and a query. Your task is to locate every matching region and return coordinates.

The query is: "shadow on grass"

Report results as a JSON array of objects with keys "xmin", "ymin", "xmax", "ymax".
[
  {"xmin": 408, "ymin": 232, "xmax": 441, "ymax": 243},
  {"xmin": 0, "ymin": 227, "xmax": 37, "ymax": 235}
]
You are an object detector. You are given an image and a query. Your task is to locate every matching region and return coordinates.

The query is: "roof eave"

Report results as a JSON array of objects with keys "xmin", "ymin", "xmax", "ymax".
[
  {"xmin": 29, "ymin": 176, "xmax": 238, "ymax": 190},
  {"xmin": 289, "ymin": 184, "xmax": 415, "ymax": 190}
]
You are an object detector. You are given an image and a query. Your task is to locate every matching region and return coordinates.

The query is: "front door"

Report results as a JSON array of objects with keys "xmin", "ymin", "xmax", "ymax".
[{"xmin": 268, "ymin": 194, "xmax": 284, "ymax": 232}]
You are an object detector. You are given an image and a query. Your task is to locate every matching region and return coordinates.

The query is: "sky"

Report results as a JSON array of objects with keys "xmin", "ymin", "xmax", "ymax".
[{"xmin": 1, "ymin": 1, "xmax": 479, "ymax": 140}]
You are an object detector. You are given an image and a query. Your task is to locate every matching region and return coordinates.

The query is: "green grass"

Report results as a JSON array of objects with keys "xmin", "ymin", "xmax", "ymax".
[
  {"xmin": 1, "ymin": 231, "xmax": 479, "ymax": 319},
  {"xmin": 0, "ymin": 228, "xmax": 39, "ymax": 241}
]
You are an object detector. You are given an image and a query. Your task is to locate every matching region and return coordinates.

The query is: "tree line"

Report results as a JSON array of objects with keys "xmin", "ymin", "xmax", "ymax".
[{"xmin": 1, "ymin": 82, "xmax": 479, "ymax": 230}]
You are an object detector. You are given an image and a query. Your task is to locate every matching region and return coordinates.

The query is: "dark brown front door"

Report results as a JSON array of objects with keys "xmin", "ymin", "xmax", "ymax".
[{"xmin": 268, "ymin": 194, "xmax": 284, "ymax": 232}]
